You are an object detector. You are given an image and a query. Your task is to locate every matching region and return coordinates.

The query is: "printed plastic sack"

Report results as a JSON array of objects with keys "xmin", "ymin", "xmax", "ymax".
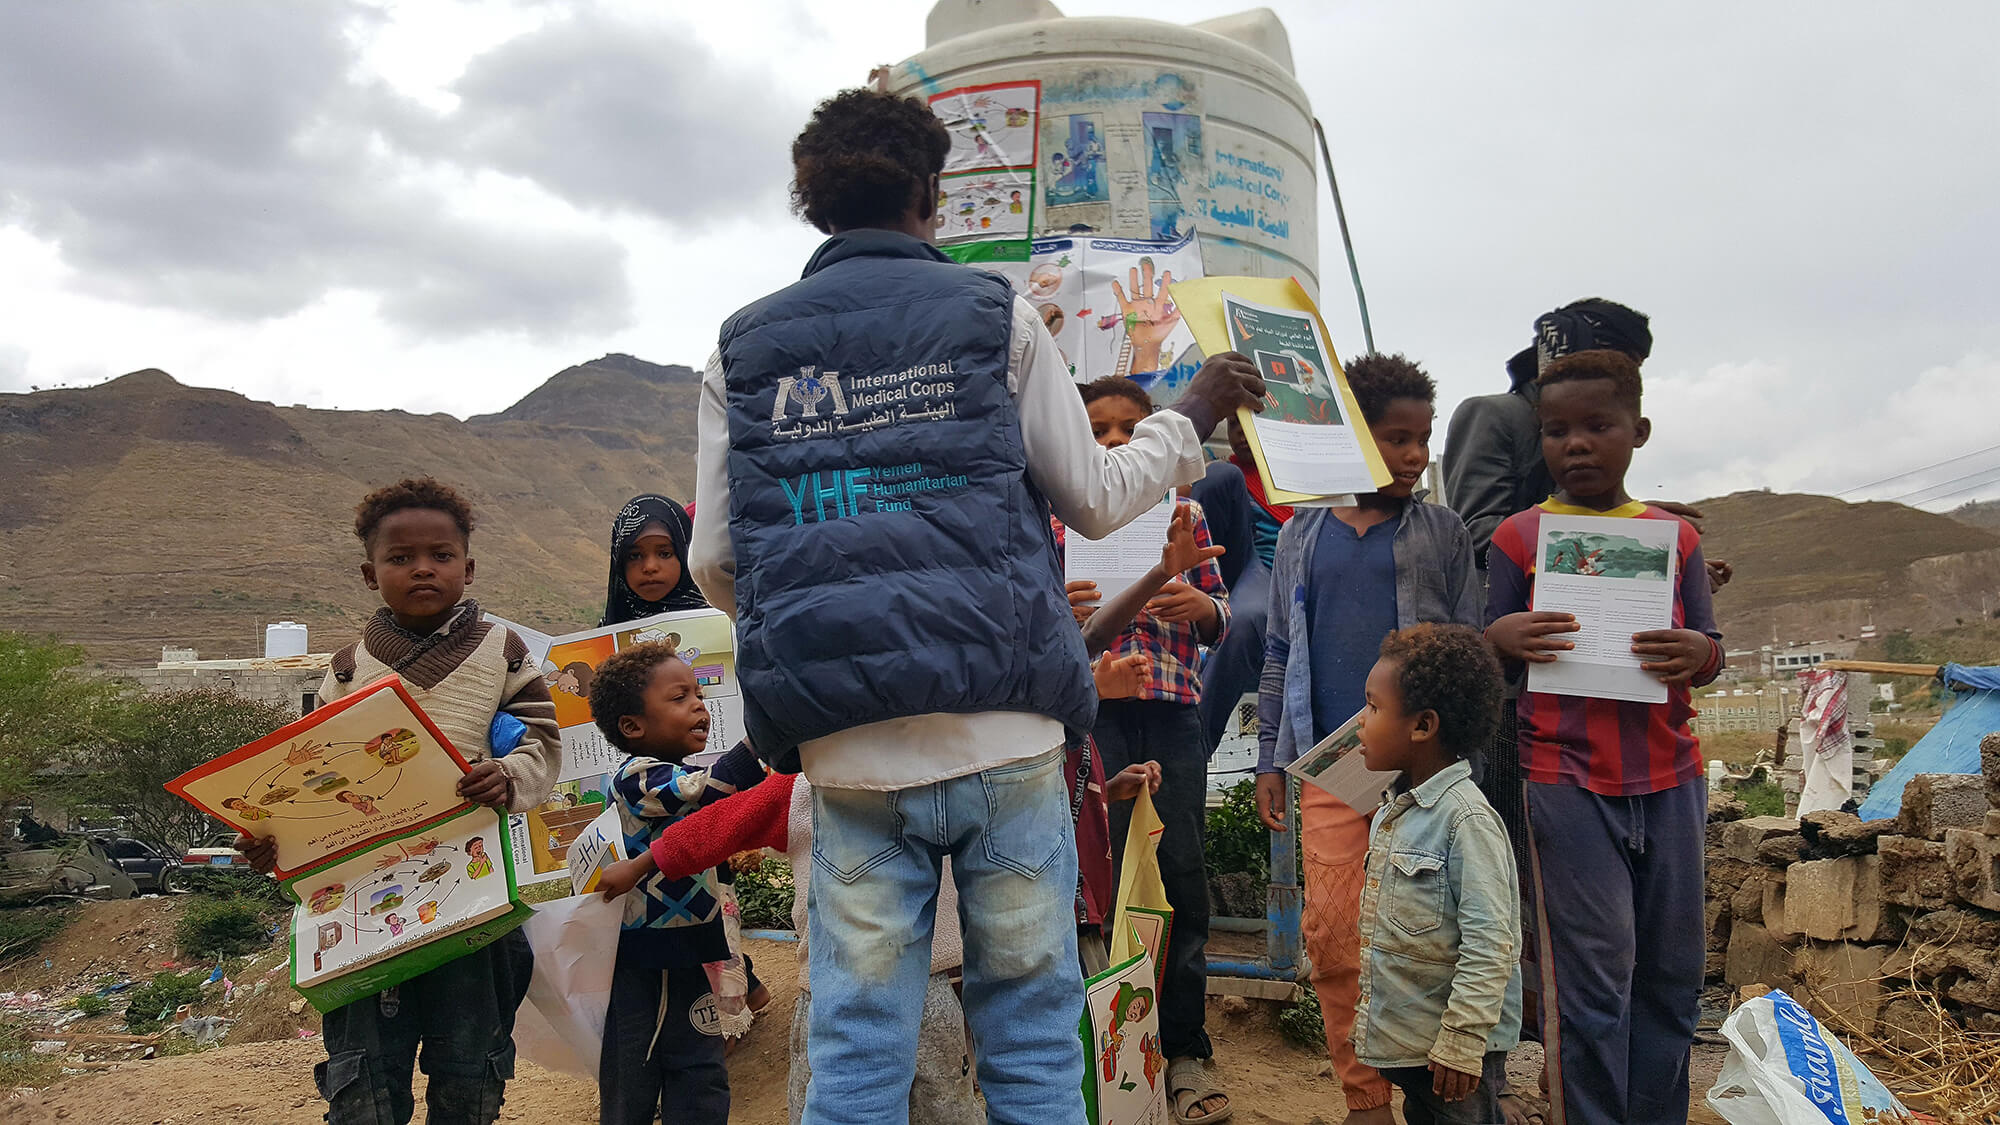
[
  {"xmin": 1706, "ymin": 989, "xmax": 1926, "ymax": 1125},
  {"xmin": 513, "ymin": 892, "xmax": 622, "ymax": 1078},
  {"xmin": 1080, "ymin": 788, "xmax": 1174, "ymax": 1125}
]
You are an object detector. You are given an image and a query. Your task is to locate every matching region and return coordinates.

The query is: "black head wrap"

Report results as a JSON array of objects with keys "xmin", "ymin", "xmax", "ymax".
[
  {"xmin": 1506, "ymin": 298, "xmax": 1653, "ymax": 389},
  {"xmin": 600, "ymin": 494, "xmax": 706, "ymax": 625}
]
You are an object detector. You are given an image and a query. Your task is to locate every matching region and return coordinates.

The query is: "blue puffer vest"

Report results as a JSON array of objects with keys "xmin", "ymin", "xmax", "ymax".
[{"xmin": 717, "ymin": 230, "xmax": 1096, "ymax": 772}]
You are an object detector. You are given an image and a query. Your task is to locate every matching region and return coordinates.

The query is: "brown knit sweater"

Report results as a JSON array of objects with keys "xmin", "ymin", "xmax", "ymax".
[{"xmin": 321, "ymin": 601, "xmax": 561, "ymax": 813}]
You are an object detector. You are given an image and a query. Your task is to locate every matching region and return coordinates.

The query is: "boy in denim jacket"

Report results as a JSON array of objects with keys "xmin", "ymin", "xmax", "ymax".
[{"xmin": 1351, "ymin": 625, "xmax": 1521, "ymax": 1125}]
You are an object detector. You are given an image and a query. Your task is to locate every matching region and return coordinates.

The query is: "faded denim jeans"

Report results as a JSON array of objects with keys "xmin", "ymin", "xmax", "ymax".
[{"xmin": 803, "ymin": 748, "xmax": 1084, "ymax": 1125}]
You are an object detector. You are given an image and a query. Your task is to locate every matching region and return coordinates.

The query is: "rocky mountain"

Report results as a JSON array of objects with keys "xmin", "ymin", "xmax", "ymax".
[
  {"xmin": 0, "ymin": 356, "xmax": 697, "ymax": 665},
  {"xmin": 6, "ymin": 362, "xmax": 2000, "ymax": 668},
  {"xmin": 1948, "ymin": 498, "xmax": 2000, "ymax": 534}
]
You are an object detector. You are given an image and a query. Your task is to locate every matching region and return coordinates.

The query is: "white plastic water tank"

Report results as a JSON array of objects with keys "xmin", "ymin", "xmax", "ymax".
[
  {"xmin": 889, "ymin": 1, "xmax": 1319, "ymax": 294},
  {"xmin": 264, "ymin": 621, "xmax": 308, "ymax": 659}
]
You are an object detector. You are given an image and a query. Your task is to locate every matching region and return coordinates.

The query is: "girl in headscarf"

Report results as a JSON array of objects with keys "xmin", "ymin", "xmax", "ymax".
[{"xmin": 598, "ymin": 493, "xmax": 771, "ymax": 1040}]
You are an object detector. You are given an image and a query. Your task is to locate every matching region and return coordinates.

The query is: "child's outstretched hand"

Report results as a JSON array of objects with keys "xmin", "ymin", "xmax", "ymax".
[
  {"xmin": 458, "ymin": 761, "xmax": 513, "ymax": 809},
  {"xmin": 1105, "ymin": 761, "xmax": 1161, "ymax": 803},
  {"xmin": 1430, "ymin": 1062, "xmax": 1480, "ymax": 1102},
  {"xmin": 597, "ymin": 852, "xmax": 657, "ymax": 901},
  {"xmin": 1632, "ymin": 628, "xmax": 1713, "ymax": 684},
  {"xmin": 1093, "ymin": 652, "xmax": 1151, "ymax": 700},
  {"xmin": 1160, "ymin": 504, "xmax": 1224, "ymax": 577},
  {"xmin": 1145, "ymin": 580, "xmax": 1212, "ymax": 625},
  {"xmin": 1486, "ymin": 611, "xmax": 1578, "ymax": 664},
  {"xmin": 238, "ymin": 834, "xmax": 278, "ymax": 876},
  {"xmin": 1067, "ymin": 580, "xmax": 1101, "ymax": 626}
]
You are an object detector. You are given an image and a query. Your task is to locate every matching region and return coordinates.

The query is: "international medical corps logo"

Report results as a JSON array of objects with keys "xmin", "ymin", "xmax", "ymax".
[{"xmin": 772, "ymin": 365, "xmax": 848, "ymax": 421}]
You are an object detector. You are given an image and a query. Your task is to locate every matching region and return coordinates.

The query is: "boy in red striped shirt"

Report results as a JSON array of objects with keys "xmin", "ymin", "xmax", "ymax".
[{"xmin": 1484, "ymin": 349, "xmax": 1722, "ymax": 1125}]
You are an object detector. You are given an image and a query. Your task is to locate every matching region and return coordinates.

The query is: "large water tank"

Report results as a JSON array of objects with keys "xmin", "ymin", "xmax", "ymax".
[
  {"xmin": 888, "ymin": 1, "xmax": 1319, "ymax": 295},
  {"xmin": 264, "ymin": 621, "xmax": 308, "ymax": 659}
]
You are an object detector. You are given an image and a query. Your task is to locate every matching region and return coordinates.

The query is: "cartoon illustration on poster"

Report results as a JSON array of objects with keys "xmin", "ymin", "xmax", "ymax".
[
  {"xmin": 1081, "ymin": 953, "xmax": 1168, "ymax": 1125},
  {"xmin": 507, "ymin": 775, "xmax": 612, "ymax": 886},
  {"xmin": 929, "ymin": 82, "xmax": 1039, "ymax": 174},
  {"xmin": 167, "ymin": 676, "xmax": 475, "ymax": 877},
  {"xmin": 1078, "ymin": 234, "xmax": 1205, "ymax": 402},
  {"xmin": 936, "ymin": 169, "xmax": 1034, "ymax": 244},
  {"xmin": 1225, "ymin": 295, "xmax": 1338, "ymax": 424},
  {"xmin": 1045, "ymin": 113, "xmax": 1110, "ymax": 209},
  {"xmin": 289, "ymin": 809, "xmax": 515, "ymax": 985},
  {"xmin": 535, "ymin": 608, "xmax": 742, "ymax": 784},
  {"xmin": 1027, "ymin": 237, "xmax": 1086, "ymax": 378},
  {"xmin": 1140, "ymin": 112, "xmax": 1203, "ymax": 241}
]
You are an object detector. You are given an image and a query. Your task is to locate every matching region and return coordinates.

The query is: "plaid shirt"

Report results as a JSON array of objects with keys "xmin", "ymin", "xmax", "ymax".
[{"xmin": 1053, "ymin": 496, "xmax": 1230, "ymax": 705}]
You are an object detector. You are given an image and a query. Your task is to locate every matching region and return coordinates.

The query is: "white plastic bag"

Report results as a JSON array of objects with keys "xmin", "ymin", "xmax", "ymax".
[
  {"xmin": 1707, "ymin": 989, "xmax": 1924, "ymax": 1125},
  {"xmin": 513, "ymin": 892, "xmax": 623, "ymax": 1078}
]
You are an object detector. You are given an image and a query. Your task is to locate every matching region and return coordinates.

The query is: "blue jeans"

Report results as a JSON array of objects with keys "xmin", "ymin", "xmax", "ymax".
[{"xmin": 804, "ymin": 748, "xmax": 1084, "ymax": 1125}]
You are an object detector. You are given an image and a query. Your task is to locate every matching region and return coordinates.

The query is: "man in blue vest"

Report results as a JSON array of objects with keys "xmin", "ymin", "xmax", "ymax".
[{"xmin": 687, "ymin": 89, "xmax": 1264, "ymax": 1125}]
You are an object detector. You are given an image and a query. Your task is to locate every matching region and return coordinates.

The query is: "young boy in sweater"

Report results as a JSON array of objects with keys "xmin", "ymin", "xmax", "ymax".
[
  {"xmin": 585, "ymin": 642, "xmax": 769, "ymax": 1125},
  {"xmin": 1485, "ymin": 350, "xmax": 1723, "ymax": 1124},
  {"xmin": 240, "ymin": 477, "xmax": 561, "ymax": 1125}
]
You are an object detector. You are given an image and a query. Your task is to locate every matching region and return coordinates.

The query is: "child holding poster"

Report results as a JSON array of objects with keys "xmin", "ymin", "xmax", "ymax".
[
  {"xmin": 1484, "ymin": 350, "xmax": 1722, "ymax": 1124},
  {"xmin": 1252, "ymin": 355, "xmax": 1483, "ymax": 1125},
  {"xmin": 584, "ymin": 641, "xmax": 768, "ymax": 1125},
  {"xmin": 237, "ymin": 477, "xmax": 560, "ymax": 1125}
]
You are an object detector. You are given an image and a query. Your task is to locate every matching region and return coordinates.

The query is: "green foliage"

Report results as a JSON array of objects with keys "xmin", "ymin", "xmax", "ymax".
[
  {"xmin": 124, "ymin": 969, "xmax": 206, "ymax": 1033},
  {"xmin": 1204, "ymin": 778, "xmax": 1270, "ymax": 885},
  {"xmin": 1733, "ymin": 779, "xmax": 1786, "ymax": 818},
  {"xmin": 77, "ymin": 688, "xmax": 297, "ymax": 853},
  {"xmin": 1881, "ymin": 736, "xmax": 1910, "ymax": 762},
  {"xmin": 731, "ymin": 855, "xmax": 796, "ymax": 931},
  {"xmin": 72, "ymin": 991, "xmax": 110, "ymax": 1017},
  {"xmin": 178, "ymin": 864, "xmax": 289, "ymax": 907},
  {"xmin": 1277, "ymin": 983, "xmax": 1326, "ymax": 1050},
  {"xmin": 0, "ymin": 1016, "xmax": 62, "ymax": 1087},
  {"xmin": 0, "ymin": 632, "xmax": 133, "ymax": 805},
  {"xmin": 0, "ymin": 906, "xmax": 75, "ymax": 960},
  {"xmin": 176, "ymin": 896, "xmax": 275, "ymax": 958}
]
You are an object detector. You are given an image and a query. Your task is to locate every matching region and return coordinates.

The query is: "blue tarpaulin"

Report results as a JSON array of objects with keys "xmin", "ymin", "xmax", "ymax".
[{"xmin": 1857, "ymin": 664, "xmax": 2000, "ymax": 820}]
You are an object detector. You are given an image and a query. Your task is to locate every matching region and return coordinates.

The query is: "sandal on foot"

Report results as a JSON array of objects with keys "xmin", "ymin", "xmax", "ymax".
[{"xmin": 1166, "ymin": 1056, "xmax": 1232, "ymax": 1124}]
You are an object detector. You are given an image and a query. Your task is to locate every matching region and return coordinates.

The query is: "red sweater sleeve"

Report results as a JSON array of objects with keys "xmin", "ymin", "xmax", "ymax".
[{"xmin": 648, "ymin": 772, "xmax": 796, "ymax": 879}]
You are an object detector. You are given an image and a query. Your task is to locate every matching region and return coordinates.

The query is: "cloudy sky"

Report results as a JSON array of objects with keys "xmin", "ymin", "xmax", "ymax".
[{"xmin": 3, "ymin": 0, "xmax": 1996, "ymax": 509}]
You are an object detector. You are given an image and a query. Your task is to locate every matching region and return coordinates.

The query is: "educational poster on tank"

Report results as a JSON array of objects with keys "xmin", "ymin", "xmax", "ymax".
[
  {"xmin": 1081, "ymin": 945, "xmax": 1168, "ymax": 1125},
  {"xmin": 936, "ymin": 169, "xmax": 1034, "ymax": 245},
  {"xmin": 285, "ymin": 805, "xmax": 530, "ymax": 1012},
  {"xmin": 1038, "ymin": 71, "xmax": 1203, "ymax": 242},
  {"xmin": 1018, "ymin": 233, "xmax": 1204, "ymax": 402},
  {"xmin": 929, "ymin": 81, "xmax": 1039, "ymax": 175},
  {"xmin": 538, "ymin": 607, "xmax": 742, "ymax": 782},
  {"xmin": 166, "ymin": 675, "xmax": 475, "ymax": 880}
]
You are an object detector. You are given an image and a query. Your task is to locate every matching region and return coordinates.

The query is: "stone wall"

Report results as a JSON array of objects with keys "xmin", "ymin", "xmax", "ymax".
[
  {"xmin": 127, "ymin": 665, "xmax": 324, "ymax": 717},
  {"xmin": 1706, "ymin": 732, "xmax": 2000, "ymax": 1041}
]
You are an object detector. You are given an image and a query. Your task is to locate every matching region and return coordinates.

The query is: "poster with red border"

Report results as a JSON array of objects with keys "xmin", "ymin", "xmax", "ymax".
[{"xmin": 165, "ymin": 674, "xmax": 473, "ymax": 880}]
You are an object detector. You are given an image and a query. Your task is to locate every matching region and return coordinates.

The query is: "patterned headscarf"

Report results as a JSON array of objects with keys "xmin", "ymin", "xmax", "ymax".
[
  {"xmin": 1506, "ymin": 298, "xmax": 1653, "ymax": 389},
  {"xmin": 600, "ymin": 494, "xmax": 706, "ymax": 625}
]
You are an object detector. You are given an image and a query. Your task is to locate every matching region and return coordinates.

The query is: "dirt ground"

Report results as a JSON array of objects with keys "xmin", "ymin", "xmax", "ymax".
[{"xmin": 3, "ymin": 921, "xmax": 1732, "ymax": 1125}]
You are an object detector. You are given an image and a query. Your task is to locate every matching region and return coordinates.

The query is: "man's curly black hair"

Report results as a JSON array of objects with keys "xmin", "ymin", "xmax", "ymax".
[
  {"xmin": 1342, "ymin": 352, "xmax": 1436, "ymax": 425},
  {"xmin": 353, "ymin": 477, "xmax": 476, "ymax": 552},
  {"xmin": 1538, "ymin": 348, "xmax": 1644, "ymax": 415},
  {"xmin": 587, "ymin": 642, "xmax": 683, "ymax": 755},
  {"xmin": 1377, "ymin": 624, "xmax": 1503, "ymax": 761},
  {"xmin": 791, "ymin": 88, "xmax": 950, "ymax": 234}
]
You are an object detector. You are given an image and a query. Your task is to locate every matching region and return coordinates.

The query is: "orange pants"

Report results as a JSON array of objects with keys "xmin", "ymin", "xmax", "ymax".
[{"xmin": 1300, "ymin": 785, "xmax": 1392, "ymax": 1112}]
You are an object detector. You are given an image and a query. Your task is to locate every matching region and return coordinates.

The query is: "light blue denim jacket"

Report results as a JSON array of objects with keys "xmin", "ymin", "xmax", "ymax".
[
  {"xmin": 1352, "ymin": 759, "xmax": 1523, "ymax": 1073},
  {"xmin": 1256, "ymin": 499, "xmax": 1482, "ymax": 772}
]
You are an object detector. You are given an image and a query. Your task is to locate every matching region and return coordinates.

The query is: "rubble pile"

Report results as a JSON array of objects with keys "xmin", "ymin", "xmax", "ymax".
[{"xmin": 1705, "ymin": 732, "xmax": 2000, "ymax": 1040}]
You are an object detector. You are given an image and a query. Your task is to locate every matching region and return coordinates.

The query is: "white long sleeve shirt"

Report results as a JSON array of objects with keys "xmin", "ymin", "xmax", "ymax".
[{"xmin": 690, "ymin": 295, "xmax": 1206, "ymax": 790}]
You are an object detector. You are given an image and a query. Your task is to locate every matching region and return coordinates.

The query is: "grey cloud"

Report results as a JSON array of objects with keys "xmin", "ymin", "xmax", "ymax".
[
  {"xmin": 0, "ymin": 0, "xmax": 630, "ymax": 338},
  {"xmin": 437, "ymin": 11, "xmax": 797, "ymax": 221}
]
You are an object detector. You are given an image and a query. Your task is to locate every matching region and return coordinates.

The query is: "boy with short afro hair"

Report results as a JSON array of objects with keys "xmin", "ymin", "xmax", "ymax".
[
  {"xmin": 1485, "ymin": 349, "xmax": 1723, "ymax": 1124},
  {"xmin": 1255, "ymin": 351, "xmax": 1483, "ymax": 1124},
  {"xmin": 1350, "ymin": 624, "xmax": 1521, "ymax": 1125},
  {"xmin": 242, "ymin": 476, "xmax": 562, "ymax": 1125},
  {"xmin": 586, "ymin": 642, "xmax": 769, "ymax": 1125}
]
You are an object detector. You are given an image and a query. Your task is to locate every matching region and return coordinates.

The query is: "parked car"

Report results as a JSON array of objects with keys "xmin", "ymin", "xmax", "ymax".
[
  {"xmin": 182, "ymin": 832, "xmax": 247, "ymax": 869},
  {"xmin": 99, "ymin": 835, "xmax": 178, "ymax": 894}
]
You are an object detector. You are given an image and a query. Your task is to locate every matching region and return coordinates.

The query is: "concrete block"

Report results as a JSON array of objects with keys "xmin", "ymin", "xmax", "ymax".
[
  {"xmin": 1724, "ymin": 922, "xmax": 1796, "ymax": 990},
  {"xmin": 1792, "ymin": 942, "xmax": 1890, "ymax": 1035},
  {"xmin": 1899, "ymin": 773, "xmax": 1989, "ymax": 841},
  {"xmin": 1986, "ymin": 808, "xmax": 2000, "ymax": 837},
  {"xmin": 1983, "ymin": 731, "xmax": 2000, "ymax": 809},
  {"xmin": 1943, "ymin": 826, "xmax": 2000, "ymax": 911},
  {"xmin": 1876, "ymin": 995, "xmax": 1938, "ymax": 1056},
  {"xmin": 1730, "ymin": 866, "xmax": 1776, "ymax": 926},
  {"xmin": 1945, "ymin": 948, "xmax": 2000, "ymax": 1013},
  {"xmin": 1721, "ymin": 816, "xmax": 1799, "ymax": 863},
  {"xmin": 1876, "ymin": 835, "xmax": 1951, "ymax": 910},
  {"xmin": 1761, "ymin": 874, "xmax": 1789, "ymax": 937},
  {"xmin": 1800, "ymin": 810, "xmax": 1894, "ymax": 856},
  {"xmin": 1783, "ymin": 856, "xmax": 1898, "ymax": 942},
  {"xmin": 1907, "ymin": 907, "xmax": 2000, "ymax": 969},
  {"xmin": 1704, "ymin": 950, "xmax": 1726, "ymax": 984}
]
